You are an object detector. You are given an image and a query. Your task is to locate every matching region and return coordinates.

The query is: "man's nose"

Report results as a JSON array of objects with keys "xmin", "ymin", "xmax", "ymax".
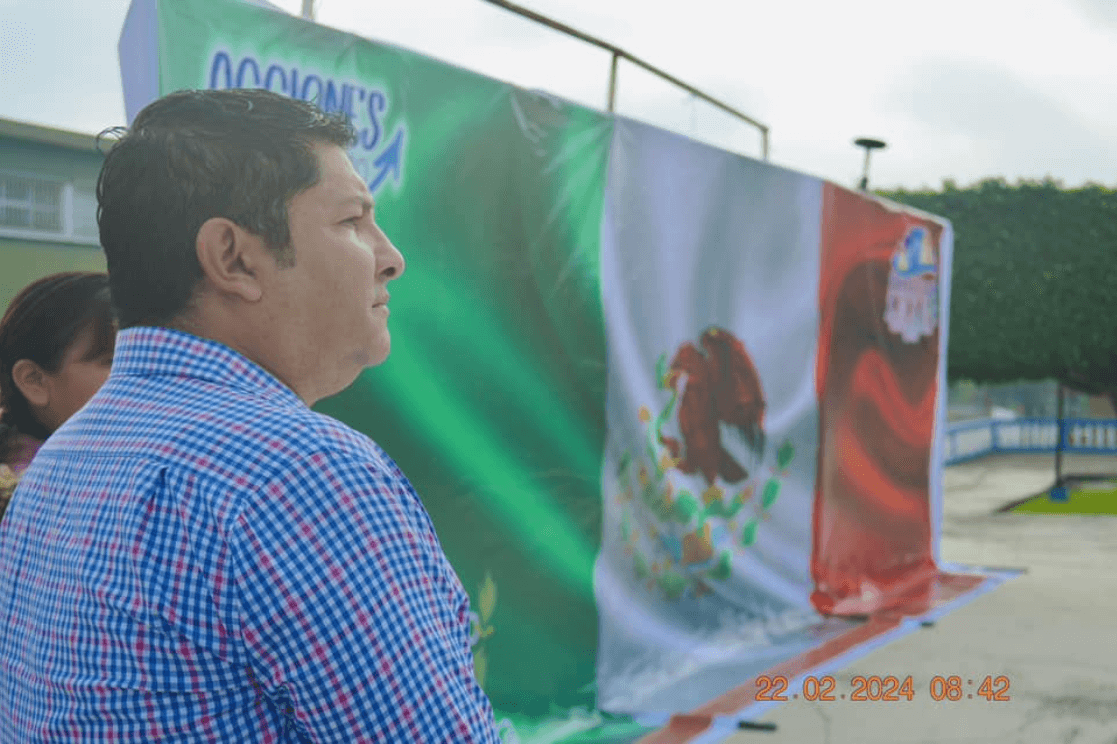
[{"xmin": 377, "ymin": 233, "xmax": 405, "ymax": 281}]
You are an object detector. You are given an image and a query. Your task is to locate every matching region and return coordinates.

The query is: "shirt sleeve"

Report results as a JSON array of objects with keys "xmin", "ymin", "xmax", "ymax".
[{"xmin": 231, "ymin": 447, "xmax": 502, "ymax": 743}]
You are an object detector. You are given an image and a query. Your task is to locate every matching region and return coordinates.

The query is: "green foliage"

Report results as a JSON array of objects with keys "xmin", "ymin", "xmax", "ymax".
[
  {"xmin": 479, "ymin": 572, "xmax": 497, "ymax": 625},
  {"xmin": 471, "ymin": 573, "xmax": 498, "ymax": 689},
  {"xmin": 704, "ymin": 496, "xmax": 744, "ymax": 521},
  {"xmin": 776, "ymin": 441, "xmax": 795, "ymax": 471},
  {"xmin": 710, "ymin": 551, "xmax": 733, "ymax": 581},
  {"xmin": 761, "ymin": 479, "xmax": 780, "ymax": 509},
  {"xmin": 617, "ymin": 451, "xmax": 631, "ymax": 478},
  {"xmin": 657, "ymin": 570, "xmax": 687, "ymax": 600},
  {"xmin": 672, "ymin": 491, "xmax": 700, "ymax": 524},
  {"xmin": 878, "ymin": 178, "xmax": 1117, "ymax": 393},
  {"xmin": 638, "ymin": 473, "xmax": 670, "ymax": 521},
  {"xmin": 740, "ymin": 519, "xmax": 759, "ymax": 546},
  {"xmin": 633, "ymin": 551, "xmax": 649, "ymax": 579},
  {"xmin": 474, "ymin": 648, "xmax": 488, "ymax": 688},
  {"xmin": 655, "ymin": 353, "xmax": 670, "ymax": 389}
]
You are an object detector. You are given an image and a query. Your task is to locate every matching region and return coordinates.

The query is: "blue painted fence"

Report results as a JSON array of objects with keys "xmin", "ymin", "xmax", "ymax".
[{"xmin": 944, "ymin": 418, "xmax": 1117, "ymax": 465}]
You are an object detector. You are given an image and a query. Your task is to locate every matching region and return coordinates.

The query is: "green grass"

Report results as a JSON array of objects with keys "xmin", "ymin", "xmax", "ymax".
[{"xmin": 1012, "ymin": 482, "xmax": 1117, "ymax": 514}]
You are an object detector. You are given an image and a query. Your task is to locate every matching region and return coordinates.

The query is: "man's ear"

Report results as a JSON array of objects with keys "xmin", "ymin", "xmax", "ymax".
[
  {"xmin": 11, "ymin": 359, "xmax": 50, "ymax": 408},
  {"xmin": 195, "ymin": 217, "xmax": 266, "ymax": 303}
]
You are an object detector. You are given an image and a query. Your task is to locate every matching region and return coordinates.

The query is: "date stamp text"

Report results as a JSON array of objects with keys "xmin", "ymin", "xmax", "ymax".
[{"xmin": 754, "ymin": 674, "xmax": 1012, "ymax": 702}]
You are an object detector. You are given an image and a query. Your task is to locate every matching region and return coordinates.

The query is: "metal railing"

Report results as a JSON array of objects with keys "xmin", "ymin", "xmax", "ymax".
[
  {"xmin": 944, "ymin": 417, "xmax": 1117, "ymax": 465},
  {"xmin": 478, "ymin": 0, "xmax": 770, "ymax": 160}
]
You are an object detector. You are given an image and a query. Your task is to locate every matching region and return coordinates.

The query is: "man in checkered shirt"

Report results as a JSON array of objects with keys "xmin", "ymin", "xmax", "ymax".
[{"xmin": 0, "ymin": 89, "xmax": 502, "ymax": 742}]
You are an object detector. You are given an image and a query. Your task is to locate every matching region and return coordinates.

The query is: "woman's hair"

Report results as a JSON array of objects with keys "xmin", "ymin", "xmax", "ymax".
[{"xmin": 0, "ymin": 272, "xmax": 115, "ymax": 459}]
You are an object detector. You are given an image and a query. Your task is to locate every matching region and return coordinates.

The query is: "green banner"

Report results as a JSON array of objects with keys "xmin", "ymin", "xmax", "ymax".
[
  {"xmin": 137, "ymin": 0, "xmax": 635, "ymax": 737},
  {"xmin": 120, "ymin": 2, "xmax": 1008, "ymax": 741}
]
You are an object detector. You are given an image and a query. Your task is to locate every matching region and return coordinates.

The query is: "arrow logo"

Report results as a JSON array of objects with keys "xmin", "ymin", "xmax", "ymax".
[{"xmin": 368, "ymin": 126, "xmax": 405, "ymax": 195}]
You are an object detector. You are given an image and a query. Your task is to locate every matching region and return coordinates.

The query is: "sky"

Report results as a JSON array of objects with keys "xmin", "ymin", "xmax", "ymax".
[{"xmin": 1, "ymin": 0, "xmax": 1115, "ymax": 191}]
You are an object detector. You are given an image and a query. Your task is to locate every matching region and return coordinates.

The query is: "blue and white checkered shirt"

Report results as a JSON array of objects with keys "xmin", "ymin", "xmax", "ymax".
[{"xmin": 0, "ymin": 326, "xmax": 501, "ymax": 743}]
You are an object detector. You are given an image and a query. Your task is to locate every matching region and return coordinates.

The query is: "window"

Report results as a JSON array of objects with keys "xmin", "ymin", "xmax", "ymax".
[
  {"xmin": 1, "ymin": 175, "xmax": 63, "ymax": 232},
  {"xmin": 0, "ymin": 172, "xmax": 97, "ymax": 245},
  {"xmin": 71, "ymin": 189, "xmax": 99, "ymax": 239}
]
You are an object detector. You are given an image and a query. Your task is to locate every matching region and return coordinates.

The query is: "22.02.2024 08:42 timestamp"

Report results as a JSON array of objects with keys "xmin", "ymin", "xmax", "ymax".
[{"xmin": 754, "ymin": 674, "xmax": 1012, "ymax": 703}]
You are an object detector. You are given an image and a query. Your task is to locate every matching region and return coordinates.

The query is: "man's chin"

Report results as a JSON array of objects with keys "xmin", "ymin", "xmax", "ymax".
[{"xmin": 364, "ymin": 338, "xmax": 391, "ymax": 368}]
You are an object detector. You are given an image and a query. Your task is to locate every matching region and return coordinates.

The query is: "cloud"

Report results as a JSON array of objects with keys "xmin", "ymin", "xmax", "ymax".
[
  {"xmin": 0, "ymin": 0, "xmax": 131, "ymax": 132},
  {"xmin": 1070, "ymin": 0, "xmax": 1117, "ymax": 28},
  {"xmin": 880, "ymin": 57, "xmax": 1113, "ymax": 187},
  {"xmin": 0, "ymin": 19, "xmax": 34, "ymax": 82}
]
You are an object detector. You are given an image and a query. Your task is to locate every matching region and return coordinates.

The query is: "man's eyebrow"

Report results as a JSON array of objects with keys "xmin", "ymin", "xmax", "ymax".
[{"xmin": 340, "ymin": 196, "xmax": 375, "ymax": 212}]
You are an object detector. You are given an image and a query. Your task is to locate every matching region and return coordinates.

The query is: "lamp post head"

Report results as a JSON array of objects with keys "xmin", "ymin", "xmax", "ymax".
[{"xmin": 854, "ymin": 138, "xmax": 888, "ymax": 190}]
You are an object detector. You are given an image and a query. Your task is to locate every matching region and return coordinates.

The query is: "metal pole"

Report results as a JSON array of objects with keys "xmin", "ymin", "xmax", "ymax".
[
  {"xmin": 1055, "ymin": 383, "xmax": 1065, "ymax": 487},
  {"xmin": 619, "ymin": 52, "xmax": 769, "ymax": 141},
  {"xmin": 854, "ymin": 139, "xmax": 886, "ymax": 190},
  {"xmin": 301, "ymin": 0, "xmax": 315, "ymax": 20},
  {"xmin": 860, "ymin": 148, "xmax": 872, "ymax": 190},
  {"xmin": 477, "ymin": 0, "xmax": 769, "ymax": 159},
  {"xmin": 607, "ymin": 52, "xmax": 619, "ymax": 113}
]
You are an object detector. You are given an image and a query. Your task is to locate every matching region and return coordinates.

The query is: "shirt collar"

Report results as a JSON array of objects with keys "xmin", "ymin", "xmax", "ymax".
[{"xmin": 110, "ymin": 326, "xmax": 306, "ymax": 408}]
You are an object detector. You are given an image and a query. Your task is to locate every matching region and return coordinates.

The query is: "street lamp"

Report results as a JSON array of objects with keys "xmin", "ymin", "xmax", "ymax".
[{"xmin": 854, "ymin": 137, "xmax": 887, "ymax": 190}]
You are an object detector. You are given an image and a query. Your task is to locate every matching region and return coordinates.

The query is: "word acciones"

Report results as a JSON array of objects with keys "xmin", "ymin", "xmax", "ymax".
[{"xmin": 208, "ymin": 51, "xmax": 392, "ymax": 153}]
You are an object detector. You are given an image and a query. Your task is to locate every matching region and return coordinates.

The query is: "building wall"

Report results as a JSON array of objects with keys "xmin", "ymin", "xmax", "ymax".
[
  {"xmin": 1087, "ymin": 394, "xmax": 1116, "ymax": 419},
  {"xmin": 0, "ymin": 131, "xmax": 107, "ymax": 316},
  {"xmin": 0, "ymin": 137, "xmax": 103, "ymax": 193},
  {"xmin": 947, "ymin": 378, "xmax": 1109, "ymax": 422},
  {"xmin": 0, "ymin": 239, "xmax": 106, "ymax": 316}
]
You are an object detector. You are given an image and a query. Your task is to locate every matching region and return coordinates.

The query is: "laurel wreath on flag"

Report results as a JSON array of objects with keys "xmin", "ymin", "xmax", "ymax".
[{"xmin": 614, "ymin": 352, "xmax": 795, "ymax": 601}]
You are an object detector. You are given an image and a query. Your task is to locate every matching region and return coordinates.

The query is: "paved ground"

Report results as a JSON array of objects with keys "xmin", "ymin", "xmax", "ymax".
[{"xmin": 726, "ymin": 453, "xmax": 1117, "ymax": 744}]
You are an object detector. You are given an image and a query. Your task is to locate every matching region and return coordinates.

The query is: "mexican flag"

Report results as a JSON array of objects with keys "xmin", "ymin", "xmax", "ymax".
[{"xmin": 119, "ymin": 1, "xmax": 1015, "ymax": 740}]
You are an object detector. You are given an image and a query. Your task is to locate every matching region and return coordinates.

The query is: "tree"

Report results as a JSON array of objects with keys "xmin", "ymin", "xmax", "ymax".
[{"xmin": 878, "ymin": 178, "xmax": 1117, "ymax": 490}]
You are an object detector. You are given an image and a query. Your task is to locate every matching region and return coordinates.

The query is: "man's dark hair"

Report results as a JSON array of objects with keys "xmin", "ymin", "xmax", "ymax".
[{"xmin": 96, "ymin": 88, "xmax": 356, "ymax": 328}]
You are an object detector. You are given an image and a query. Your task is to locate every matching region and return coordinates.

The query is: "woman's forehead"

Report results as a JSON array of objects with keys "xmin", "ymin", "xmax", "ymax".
[{"xmin": 67, "ymin": 320, "xmax": 115, "ymax": 362}]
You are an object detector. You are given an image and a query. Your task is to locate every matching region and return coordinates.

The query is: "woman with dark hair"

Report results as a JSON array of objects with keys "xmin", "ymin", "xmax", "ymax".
[{"xmin": 0, "ymin": 272, "xmax": 115, "ymax": 518}]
